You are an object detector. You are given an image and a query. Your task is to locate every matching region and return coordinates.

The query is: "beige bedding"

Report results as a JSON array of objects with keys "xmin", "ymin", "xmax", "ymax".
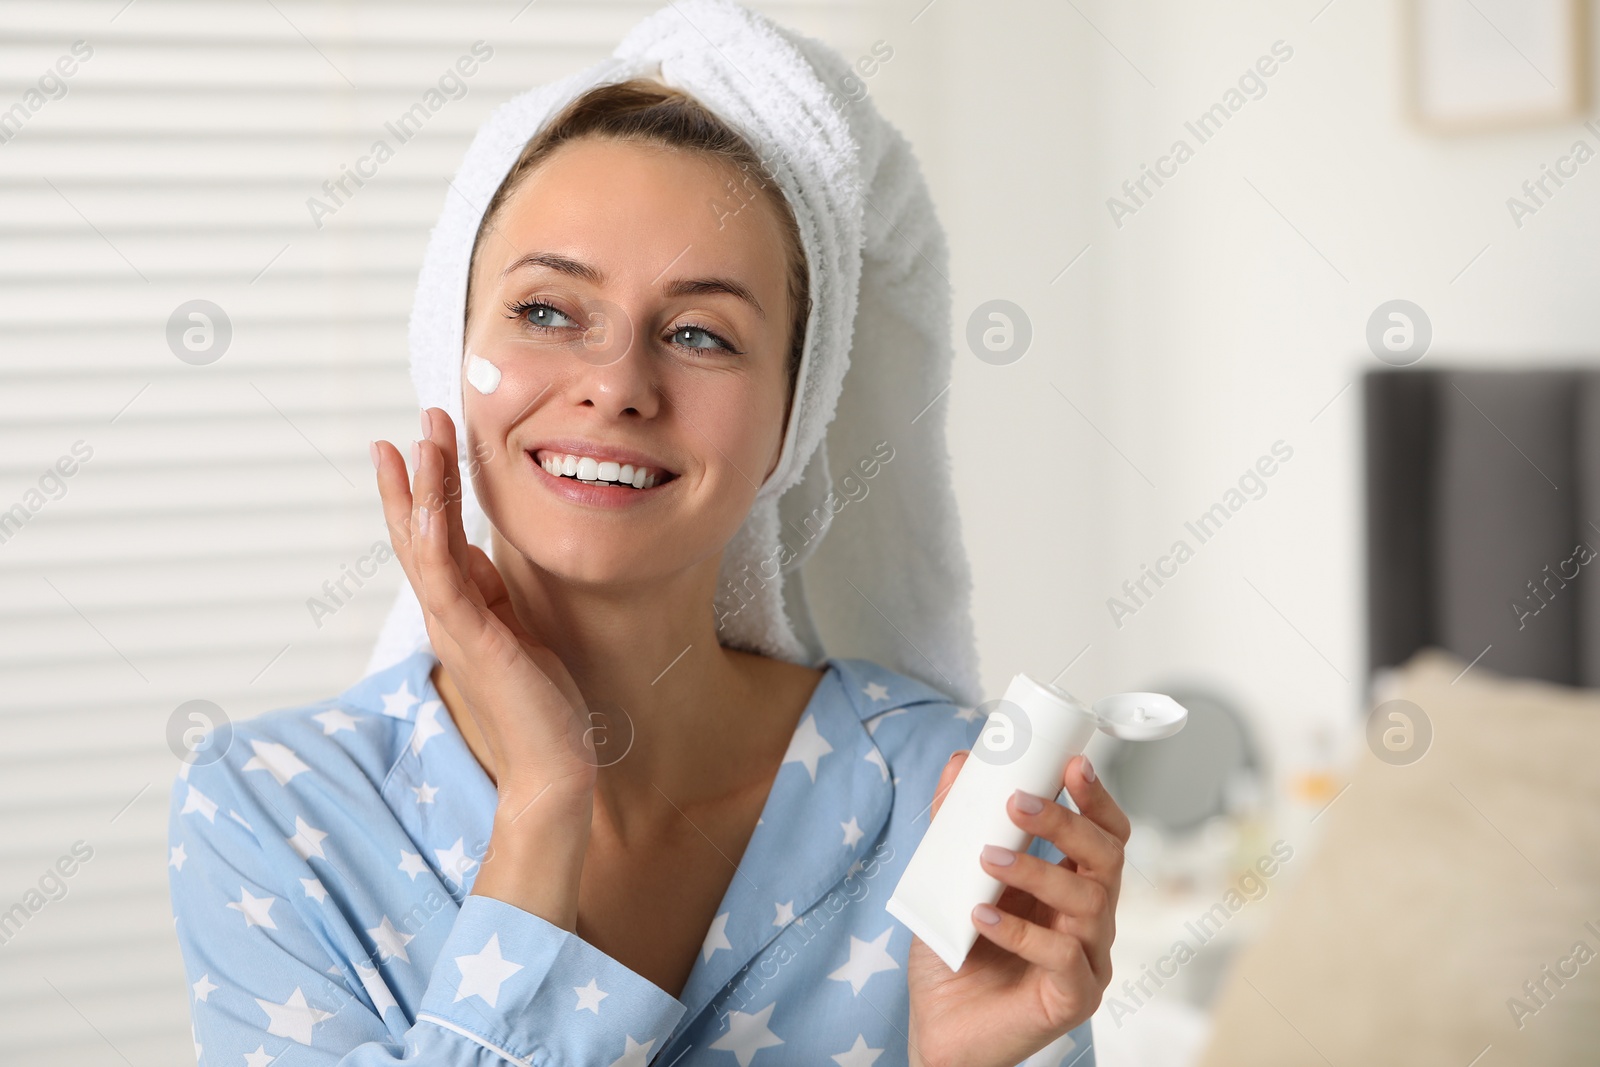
[{"xmin": 1198, "ymin": 647, "xmax": 1600, "ymax": 1066}]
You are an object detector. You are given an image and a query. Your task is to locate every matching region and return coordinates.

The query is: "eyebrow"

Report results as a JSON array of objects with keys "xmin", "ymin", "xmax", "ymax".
[{"xmin": 501, "ymin": 250, "xmax": 765, "ymax": 319}]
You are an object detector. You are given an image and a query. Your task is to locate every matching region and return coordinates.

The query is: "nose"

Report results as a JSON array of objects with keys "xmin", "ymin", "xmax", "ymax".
[{"xmin": 564, "ymin": 300, "xmax": 661, "ymax": 419}]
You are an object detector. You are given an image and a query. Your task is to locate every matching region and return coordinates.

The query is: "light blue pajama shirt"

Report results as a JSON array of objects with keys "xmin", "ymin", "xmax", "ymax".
[{"xmin": 166, "ymin": 648, "xmax": 1097, "ymax": 1067}]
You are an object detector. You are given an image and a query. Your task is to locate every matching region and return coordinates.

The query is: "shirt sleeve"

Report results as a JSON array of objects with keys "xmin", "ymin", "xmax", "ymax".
[{"xmin": 167, "ymin": 758, "xmax": 686, "ymax": 1066}]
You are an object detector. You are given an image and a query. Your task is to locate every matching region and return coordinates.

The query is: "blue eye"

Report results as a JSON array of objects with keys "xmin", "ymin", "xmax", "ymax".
[
  {"xmin": 669, "ymin": 325, "xmax": 735, "ymax": 352},
  {"xmin": 505, "ymin": 300, "xmax": 577, "ymax": 329}
]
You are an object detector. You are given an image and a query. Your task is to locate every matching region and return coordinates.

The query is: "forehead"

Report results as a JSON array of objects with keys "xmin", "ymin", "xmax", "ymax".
[{"xmin": 475, "ymin": 137, "xmax": 790, "ymax": 293}]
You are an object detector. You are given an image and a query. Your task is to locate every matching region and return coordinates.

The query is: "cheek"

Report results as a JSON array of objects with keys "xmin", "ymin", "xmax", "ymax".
[
  {"xmin": 461, "ymin": 350, "xmax": 551, "ymax": 431},
  {"xmin": 459, "ymin": 351, "xmax": 552, "ymax": 484}
]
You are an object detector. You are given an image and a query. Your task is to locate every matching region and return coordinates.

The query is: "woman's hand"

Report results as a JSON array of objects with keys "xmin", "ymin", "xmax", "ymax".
[
  {"xmin": 905, "ymin": 753, "xmax": 1127, "ymax": 1067},
  {"xmin": 373, "ymin": 408, "xmax": 597, "ymax": 924}
]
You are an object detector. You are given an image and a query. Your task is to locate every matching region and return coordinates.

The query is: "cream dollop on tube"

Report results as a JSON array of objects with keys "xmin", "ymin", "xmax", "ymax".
[{"xmin": 465, "ymin": 352, "xmax": 501, "ymax": 395}]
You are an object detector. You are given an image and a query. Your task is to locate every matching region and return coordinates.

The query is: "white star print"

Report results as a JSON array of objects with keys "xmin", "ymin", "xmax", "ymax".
[
  {"xmin": 301, "ymin": 877, "xmax": 327, "ymax": 903},
  {"xmin": 180, "ymin": 785, "xmax": 217, "ymax": 822},
  {"xmin": 828, "ymin": 927, "xmax": 900, "ymax": 994},
  {"xmin": 243, "ymin": 1045, "xmax": 276, "ymax": 1067},
  {"xmin": 708, "ymin": 1001, "xmax": 784, "ymax": 1065},
  {"xmin": 367, "ymin": 915, "xmax": 415, "ymax": 963},
  {"xmin": 286, "ymin": 816, "xmax": 328, "ymax": 861},
  {"xmin": 773, "ymin": 900, "xmax": 795, "ymax": 927},
  {"xmin": 840, "ymin": 816, "xmax": 864, "ymax": 847},
  {"xmin": 832, "ymin": 1034, "xmax": 885, "ymax": 1066},
  {"xmin": 606, "ymin": 1034, "xmax": 659, "ymax": 1067},
  {"xmin": 863, "ymin": 682, "xmax": 891, "ymax": 702},
  {"xmin": 241, "ymin": 739, "xmax": 310, "ymax": 786},
  {"xmin": 454, "ymin": 933, "xmax": 523, "ymax": 1008},
  {"xmin": 255, "ymin": 987, "xmax": 332, "ymax": 1045},
  {"xmin": 573, "ymin": 976, "xmax": 608, "ymax": 1014},
  {"xmin": 312, "ymin": 708, "xmax": 358, "ymax": 735},
  {"xmin": 434, "ymin": 838, "xmax": 477, "ymax": 889},
  {"xmin": 410, "ymin": 700, "xmax": 445, "ymax": 755},
  {"xmin": 226, "ymin": 887, "xmax": 277, "ymax": 929},
  {"xmin": 398, "ymin": 850, "xmax": 428, "ymax": 880},
  {"xmin": 781, "ymin": 715, "xmax": 833, "ymax": 783},
  {"xmin": 412, "ymin": 782, "xmax": 438, "ymax": 804},
  {"xmin": 953, "ymin": 704, "xmax": 982, "ymax": 723},
  {"xmin": 356, "ymin": 962, "xmax": 399, "ymax": 1017},
  {"xmin": 701, "ymin": 911, "xmax": 733, "ymax": 961},
  {"xmin": 228, "ymin": 809, "xmax": 254, "ymax": 833},
  {"xmin": 191, "ymin": 973, "xmax": 217, "ymax": 1001},
  {"xmin": 168, "ymin": 844, "xmax": 187, "ymax": 871},
  {"xmin": 865, "ymin": 748, "xmax": 888, "ymax": 781},
  {"xmin": 381, "ymin": 680, "xmax": 420, "ymax": 719}
]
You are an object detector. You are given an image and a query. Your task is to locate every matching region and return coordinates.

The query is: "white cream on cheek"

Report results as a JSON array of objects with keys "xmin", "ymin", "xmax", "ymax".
[{"xmin": 465, "ymin": 352, "xmax": 502, "ymax": 395}]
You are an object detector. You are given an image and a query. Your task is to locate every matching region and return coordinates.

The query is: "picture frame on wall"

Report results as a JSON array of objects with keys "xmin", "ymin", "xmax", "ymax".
[{"xmin": 1404, "ymin": 0, "xmax": 1588, "ymax": 132}]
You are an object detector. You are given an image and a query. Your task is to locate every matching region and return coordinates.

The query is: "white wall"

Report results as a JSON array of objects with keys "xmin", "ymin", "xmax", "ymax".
[{"xmin": 876, "ymin": 0, "xmax": 1600, "ymax": 782}]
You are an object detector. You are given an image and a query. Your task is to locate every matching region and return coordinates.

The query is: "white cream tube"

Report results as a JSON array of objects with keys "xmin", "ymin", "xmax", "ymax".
[{"xmin": 885, "ymin": 673, "xmax": 1133, "ymax": 973}]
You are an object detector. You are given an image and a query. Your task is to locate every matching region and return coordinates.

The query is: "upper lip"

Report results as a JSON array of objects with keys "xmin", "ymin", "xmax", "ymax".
[{"xmin": 527, "ymin": 438, "xmax": 679, "ymax": 478}]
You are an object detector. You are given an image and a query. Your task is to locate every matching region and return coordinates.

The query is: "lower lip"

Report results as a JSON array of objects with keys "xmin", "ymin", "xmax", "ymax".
[{"xmin": 526, "ymin": 451, "xmax": 676, "ymax": 508}]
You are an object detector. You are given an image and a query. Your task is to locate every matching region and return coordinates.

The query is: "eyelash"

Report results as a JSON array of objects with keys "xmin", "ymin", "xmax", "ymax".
[{"xmin": 501, "ymin": 298, "xmax": 742, "ymax": 355}]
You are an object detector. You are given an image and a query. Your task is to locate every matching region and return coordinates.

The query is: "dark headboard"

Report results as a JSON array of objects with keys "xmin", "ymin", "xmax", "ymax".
[{"xmin": 1364, "ymin": 367, "xmax": 1600, "ymax": 688}]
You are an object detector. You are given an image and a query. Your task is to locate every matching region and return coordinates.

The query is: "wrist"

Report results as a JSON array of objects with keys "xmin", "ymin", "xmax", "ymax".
[{"xmin": 472, "ymin": 808, "xmax": 588, "ymax": 928}]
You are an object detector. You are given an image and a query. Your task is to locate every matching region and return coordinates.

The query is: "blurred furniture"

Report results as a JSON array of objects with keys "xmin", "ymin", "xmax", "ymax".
[
  {"xmin": 1364, "ymin": 367, "xmax": 1600, "ymax": 688},
  {"xmin": 1196, "ymin": 366, "xmax": 1600, "ymax": 1066}
]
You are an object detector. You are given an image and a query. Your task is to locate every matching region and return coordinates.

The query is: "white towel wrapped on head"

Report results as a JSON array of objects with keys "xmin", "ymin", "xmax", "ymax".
[{"xmin": 366, "ymin": 0, "xmax": 983, "ymax": 708}]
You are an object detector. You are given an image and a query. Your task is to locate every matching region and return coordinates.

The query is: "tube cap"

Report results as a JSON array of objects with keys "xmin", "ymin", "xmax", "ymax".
[{"xmin": 1090, "ymin": 692, "xmax": 1188, "ymax": 741}]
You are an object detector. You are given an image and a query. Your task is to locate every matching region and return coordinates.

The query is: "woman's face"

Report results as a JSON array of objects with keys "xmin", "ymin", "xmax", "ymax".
[{"xmin": 460, "ymin": 136, "xmax": 795, "ymax": 587}]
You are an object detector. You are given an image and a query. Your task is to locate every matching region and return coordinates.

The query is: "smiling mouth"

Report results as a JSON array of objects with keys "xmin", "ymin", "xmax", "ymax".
[{"xmin": 531, "ymin": 449, "xmax": 679, "ymax": 490}]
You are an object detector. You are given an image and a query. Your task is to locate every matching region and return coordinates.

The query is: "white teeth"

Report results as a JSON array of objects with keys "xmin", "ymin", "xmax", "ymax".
[{"xmin": 538, "ymin": 450, "xmax": 667, "ymax": 489}]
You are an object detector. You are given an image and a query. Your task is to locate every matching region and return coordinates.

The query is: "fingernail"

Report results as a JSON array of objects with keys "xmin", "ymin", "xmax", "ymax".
[
  {"xmin": 418, "ymin": 505, "xmax": 431, "ymax": 538},
  {"xmin": 420, "ymin": 408, "xmax": 432, "ymax": 437},
  {"xmin": 947, "ymin": 750, "xmax": 960, "ymax": 764},
  {"xmin": 369, "ymin": 441, "xmax": 380, "ymax": 471},
  {"xmin": 410, "ymin": 440, "xmax": 420, "ymax": 468},
  {"xmin": 1081, "ymin": 755, "xmax": 1097, "ymax": 783},
  {"xmin": 980, "ymin": 844, "xmax": 1014, "ymax": 866},
  {"xmin": 973, "ymin": 903, "xmax": 1001, "ymax": 925},
  {"xmin": 1012, "ymin": 789, "xmax": 1044, "ymax": 814}
]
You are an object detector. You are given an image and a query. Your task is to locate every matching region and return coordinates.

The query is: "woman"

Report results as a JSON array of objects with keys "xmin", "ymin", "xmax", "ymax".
[{"xmin": 166, "ymin": 3, "xmax": 1126, "ymax": 1065}]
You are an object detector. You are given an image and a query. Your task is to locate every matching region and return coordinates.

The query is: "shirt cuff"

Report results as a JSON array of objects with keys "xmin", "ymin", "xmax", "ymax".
[{"xmin": 418, "ymin": 894, "xmax": 687, "ymax": 1066}]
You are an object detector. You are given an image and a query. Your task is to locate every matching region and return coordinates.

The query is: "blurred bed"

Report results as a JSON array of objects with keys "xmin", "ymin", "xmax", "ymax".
[{"xmin": 1193, "ymin": 367, "xmax": 1600, "ymax": 1066}]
